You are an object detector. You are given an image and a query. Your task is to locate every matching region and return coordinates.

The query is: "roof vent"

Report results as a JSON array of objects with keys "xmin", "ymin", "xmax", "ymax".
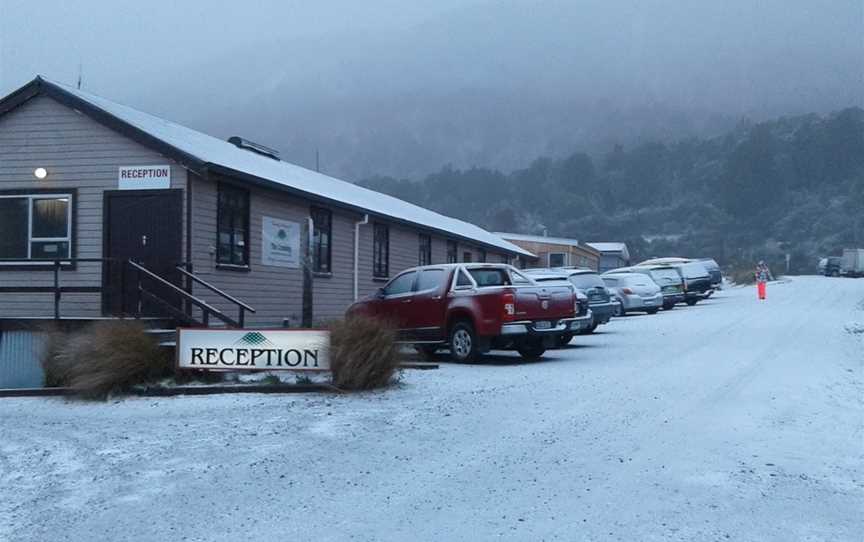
[{"xmin": 227, "ymin": 136, "xmax": 280, "ymax": 160}]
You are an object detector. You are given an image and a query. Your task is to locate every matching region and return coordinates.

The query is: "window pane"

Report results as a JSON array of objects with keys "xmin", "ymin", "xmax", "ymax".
[
  {"xmin": 549, "ymin": 253, "xmax": 566, "ymax": 267},
  {"xmin": 373, "ymin": 224, "xmax": 389, "ymax": 277},
  {"xmin": 32, "ymin": 198, "xmax": 69, "ymax": 238},
  {"xmin": 468, "ymin": 269, "xmax": 508, "ymax": 286},
  {"xmin": 456, "ymin": 269, "xmax": 473, "ymax": 287},
  {"xmin": 417, "ymin": 269, "xmax": 445, "ymax": 291},
  {"xmin": 384, "ymin": 271, "xmax": 416, "ymax": 296},
  {"xmin": 217, "ymin": 185, "xmax": 249, "ymax": 265},
  {"xmin": 0, "ymin": 198, "xmax": 28, "ymax": 258},
  {"xmin": 463, "ymin": 252, "xmax": 472, "ymax": 263},
  {"xmin": 312, "ymin": 208, "xmax": 332, "ymax": 272},
  {"xmin": 31, "ymin": 241, "xmax": 70, "ymax": 259}
]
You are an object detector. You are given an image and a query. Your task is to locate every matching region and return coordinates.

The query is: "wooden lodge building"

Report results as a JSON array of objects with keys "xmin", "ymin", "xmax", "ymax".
[{"xmin": 0, "ymin": 76, "xmax": 533, "ymax": 329}]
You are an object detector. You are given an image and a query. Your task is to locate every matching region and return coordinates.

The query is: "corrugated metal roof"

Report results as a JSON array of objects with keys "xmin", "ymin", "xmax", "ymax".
[
  {"xmin": 494, "ymin": 232, "xmax": 584, "ymax": 247},
  {"xmin": 31, "ymin": 77, "xmax": 533, "ymax": 258}
]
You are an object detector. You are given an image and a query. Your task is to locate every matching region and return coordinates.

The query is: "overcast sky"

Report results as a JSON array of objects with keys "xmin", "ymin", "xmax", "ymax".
[{"xmin": 1, "ymin": 0, "xmax": 861, "ymax": 178}]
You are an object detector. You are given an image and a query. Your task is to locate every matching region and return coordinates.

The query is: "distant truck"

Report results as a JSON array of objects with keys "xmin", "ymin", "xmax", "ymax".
[{"xmin": 840, "ymin": 249, "xmax": 864, "ymax": 277}]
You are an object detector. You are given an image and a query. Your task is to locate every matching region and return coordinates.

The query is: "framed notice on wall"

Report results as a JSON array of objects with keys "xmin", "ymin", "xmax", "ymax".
[{"xmin": 262, "ymin": 216, "xmax": 300, "ymax": 268}]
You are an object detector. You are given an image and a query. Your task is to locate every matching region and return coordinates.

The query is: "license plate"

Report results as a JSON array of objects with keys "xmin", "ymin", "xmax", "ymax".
[{"xmin": 534, "ymin": 321, "xmax": 552, "ymax": 330}]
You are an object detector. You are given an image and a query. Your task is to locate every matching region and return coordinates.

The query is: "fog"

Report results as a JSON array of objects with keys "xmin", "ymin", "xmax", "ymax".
[{"xmin": 1, "ymin": 0, "xmax": 861, "ymax": 179}]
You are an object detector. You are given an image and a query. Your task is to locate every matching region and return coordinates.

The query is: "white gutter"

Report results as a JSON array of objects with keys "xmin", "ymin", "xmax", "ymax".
[{"xmin": 353, "ymin": 214, "xmax": 370, "ymax": 301}]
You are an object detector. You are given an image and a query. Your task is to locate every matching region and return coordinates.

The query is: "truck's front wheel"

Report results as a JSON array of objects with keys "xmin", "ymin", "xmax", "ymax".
[{"xmin": 449, "ymin": 321, "xmax": 480, "ymax": 363}]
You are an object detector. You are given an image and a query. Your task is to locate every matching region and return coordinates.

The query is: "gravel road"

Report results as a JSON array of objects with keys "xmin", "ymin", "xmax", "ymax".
[{"xmin": 1, "ymin": 276, "xmax": 862, "ymax": 541}]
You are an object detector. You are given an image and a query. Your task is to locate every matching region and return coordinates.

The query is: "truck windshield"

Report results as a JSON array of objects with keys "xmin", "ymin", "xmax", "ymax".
[
  {"xmin": 568, "ymin": 273, "xmax": 605, "ymax": 289},
  {"xmin": 468, "ymin": 268, "xmax": 509, "ymax": 287}
]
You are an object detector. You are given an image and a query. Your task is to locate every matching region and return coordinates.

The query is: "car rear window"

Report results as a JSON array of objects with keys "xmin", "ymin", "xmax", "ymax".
[
  {"xmin": 602, "ymin": 277, "xmax": 618, "ymax": 286},
  {"xmin": 417, "ymin": 269, "xmax": 446, "ymax": 292},
  {"xmin": 568, "ymin": 273, "xmax": 605, "ymax": 289},
  {"xmin": 649, "ymin": 268, "xmax": 681, "ymax": 284},
  {"xmin": 468, "ymin": 268, "xmax": 509, "ymax": 287},
  {"xmin": 680, "ymin": 262, "xmax": 709, "ymax": 279}
]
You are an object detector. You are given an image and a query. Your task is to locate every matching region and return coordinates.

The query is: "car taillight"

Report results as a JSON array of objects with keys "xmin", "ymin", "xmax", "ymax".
[
  {"xmin": 502, "ymin": 292, "xmax": 516, "ymax": 321},
  {"xmin": 622, "ymin": 287, "xmax": 633, "ymax": 295}
]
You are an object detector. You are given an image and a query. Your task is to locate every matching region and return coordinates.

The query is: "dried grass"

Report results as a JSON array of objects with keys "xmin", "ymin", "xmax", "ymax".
[
  {"xmin": 41, "ymin": 320, "xmax": 171, "ymax": 400},
  {"xmin": 328, "ymin": 316, "xmax": 401, "ymax": 391}
]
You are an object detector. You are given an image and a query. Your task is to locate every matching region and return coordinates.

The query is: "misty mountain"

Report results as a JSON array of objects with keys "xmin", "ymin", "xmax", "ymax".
[
  {"xmin": 125, "ymin": 0, "xmax": 862, "ymax": 180},
  {"xmin": 359, "ymin": 106, "xmax": 864, "ymax": 272}
]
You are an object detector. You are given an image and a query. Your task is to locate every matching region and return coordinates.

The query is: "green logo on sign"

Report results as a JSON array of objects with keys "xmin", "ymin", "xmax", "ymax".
[{"xmin": 235, "ymin": 332, "xmax": 275, "ymax": 347}]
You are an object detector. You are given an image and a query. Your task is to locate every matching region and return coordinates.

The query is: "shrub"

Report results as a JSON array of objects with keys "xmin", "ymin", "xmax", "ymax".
[
  {"xmin": 328, "ymin": 315, "xmax": 401, "ymax": 391},
  {"xmin": 41, "ymin": 320, "xmax": 171, "ymax": 400}
]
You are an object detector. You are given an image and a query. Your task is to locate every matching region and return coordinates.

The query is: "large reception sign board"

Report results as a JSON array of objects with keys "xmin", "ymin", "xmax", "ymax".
[{"xmin": 176, "ymin": 329, "xmax": 329, "ymax": 371}]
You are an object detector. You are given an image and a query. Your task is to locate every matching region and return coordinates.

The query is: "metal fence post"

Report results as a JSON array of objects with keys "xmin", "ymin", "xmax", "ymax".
[{"xmin": 53, "ymin": 260, "xmax": 61, "ymax": 320}]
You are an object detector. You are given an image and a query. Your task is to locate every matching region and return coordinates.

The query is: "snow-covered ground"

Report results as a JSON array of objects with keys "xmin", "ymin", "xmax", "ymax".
[{"xmin": 1, "ymin": 276, "xmax": 862, "ymax": 541}]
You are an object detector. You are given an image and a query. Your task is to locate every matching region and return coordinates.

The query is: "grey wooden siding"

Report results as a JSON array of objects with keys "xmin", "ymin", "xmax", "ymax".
[
  {"xmin": 0, "ymin": 95, "xmax": 187, "ymax": 318},
  {"xmin": 0, "ymin": 95, "xmax": 519, "ymax": 325},
  {"xmin": 188, "ymin": 173, "xmax": 516, "ymax": 326}
]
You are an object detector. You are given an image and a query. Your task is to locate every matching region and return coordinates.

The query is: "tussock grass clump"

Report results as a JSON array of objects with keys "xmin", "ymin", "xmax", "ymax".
[
  {"xmin": 328, "ymin": 316, "xmax": 401, "ymax": 391},
  {"xmin": 41, "ymin": 320, "xmax": 171, "ymax": 400}
]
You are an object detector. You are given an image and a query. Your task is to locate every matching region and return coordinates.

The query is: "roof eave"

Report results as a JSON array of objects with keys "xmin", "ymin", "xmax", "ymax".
[{"xmin": 205, "ymin": 163, "xmax": 534, "ymax": 258}]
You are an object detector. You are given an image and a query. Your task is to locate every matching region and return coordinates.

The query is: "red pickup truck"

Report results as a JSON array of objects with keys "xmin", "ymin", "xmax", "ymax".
[{"xmin": 347, "ymin": 263, "xmax": 592, "ymax": 362}]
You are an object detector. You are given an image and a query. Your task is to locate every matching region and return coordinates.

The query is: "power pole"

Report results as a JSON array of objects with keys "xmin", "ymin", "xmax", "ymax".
[
  {"xmin": 77, "ymin": 62, "xmax": 83, "ymax": 90},
  {"xmin": 315, "ymin": 149, "xmax": 320, "ymax": 173}
]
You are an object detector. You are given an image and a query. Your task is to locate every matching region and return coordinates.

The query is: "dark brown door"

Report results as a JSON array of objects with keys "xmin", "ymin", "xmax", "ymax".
[{"xmin": 103, "ymin": 190, "xmax": 183, "ymax": 316}]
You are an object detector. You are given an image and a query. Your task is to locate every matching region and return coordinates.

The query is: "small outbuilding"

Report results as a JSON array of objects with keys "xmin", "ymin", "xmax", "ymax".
[
  {"xmin": 586, "ymin": 242, "xmax": 631, "ymax": 272},
  {"xmin": 495, "ymin": 233, "xmax": 600, "ymax": 271},
  {"xmin": 0, "ymin": 76, "xmax": 533, "ymax": 328}
]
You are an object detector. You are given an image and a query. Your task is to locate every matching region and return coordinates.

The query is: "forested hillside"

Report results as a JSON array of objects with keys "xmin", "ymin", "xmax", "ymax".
[{"xmin": 360, "ymin": 107, "xmax": 864, "ymax": 272}]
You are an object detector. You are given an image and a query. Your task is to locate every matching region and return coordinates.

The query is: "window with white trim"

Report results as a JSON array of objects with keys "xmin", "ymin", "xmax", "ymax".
[
  {"xmin": 0, "ymin": 194, "xmax": 72, "ymax": 261},
  {"xmin": 548, "ymin": 252, "xmax": 567, "ymax": 267}
]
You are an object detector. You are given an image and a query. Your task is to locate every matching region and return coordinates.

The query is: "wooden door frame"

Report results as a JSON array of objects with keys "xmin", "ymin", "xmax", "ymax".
[{"xmin": 101, "ymin": 188, "xmax": 184, "ymax": 315}]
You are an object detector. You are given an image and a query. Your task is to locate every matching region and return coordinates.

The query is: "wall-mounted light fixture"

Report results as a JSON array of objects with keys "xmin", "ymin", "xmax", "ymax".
[{"xmin": 34, "ymin": 167, "xmax": 48, "ymax": 180}]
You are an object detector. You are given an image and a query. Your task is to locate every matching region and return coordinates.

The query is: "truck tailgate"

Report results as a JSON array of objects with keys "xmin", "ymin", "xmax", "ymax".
[{"xmin": 514, "ymin": 285, "xmax": 574, "ymax": 320}]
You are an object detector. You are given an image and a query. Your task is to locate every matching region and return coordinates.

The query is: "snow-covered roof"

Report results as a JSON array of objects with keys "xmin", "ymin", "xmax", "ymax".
[
  {"xmin": 494, "ymin": 232, "xmax": 596, "ymax": 251},
  {"xmin": 12, "ymin": 77, "xmax": 533, "ymax": 258},
  {"xmin": 586, "ymin": 242, "xmax": 630, "ymax": 259}
]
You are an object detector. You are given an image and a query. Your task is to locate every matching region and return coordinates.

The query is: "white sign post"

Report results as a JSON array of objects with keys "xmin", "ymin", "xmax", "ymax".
[
  {"xmin": 262, "ymin": 217, "xmax": 300, "ymax": 268},
  {"xmin": 176, "ymin": 329, "xmax": 330, "ymax": 371},
  {"xmin": 118, "ymin": 165, "xmax": 171, "ymax": 190}
]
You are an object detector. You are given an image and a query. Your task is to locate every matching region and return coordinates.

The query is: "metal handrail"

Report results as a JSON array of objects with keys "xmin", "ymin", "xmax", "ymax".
[
  {"xmin": 0, "ymin": 258, "xmax": 248, "ymax": 327},
  {"xmin": 175, "ymin": 266, "xmax": 255, "ymax": 312},
  {"xmin": 128, "ymin": 261, "xmax": 224, "ymax": 315}
]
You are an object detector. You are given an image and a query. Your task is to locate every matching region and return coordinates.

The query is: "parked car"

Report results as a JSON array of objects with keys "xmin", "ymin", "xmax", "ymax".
[
  {"xmin": 347, "ymin": 263, "xmax": 591, "ymax": 362},
  {"xmin": 820, "ymin": 256, "xmax": 842, "ymax": 276},
  {"xmin": 673, "ymin": 262, "xmax": 714, "ymax": 305},
  {"xmin": 640, "ymin": 256, "xmax": 723, "ymax": 293},
  {"xmin": 525, "ymin": 268, "xmax": 618, "ymax": 333},
  {"xmin": 609, "ymin": 265, "xmax": 685, "ymax": 310},
  {"xmin": 600, "ymin": 273, "xmax": 663, "ymax": 314},
  {"xmin": 698, "ymin": 258, "xmax": 723, "ymax": 290}
]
